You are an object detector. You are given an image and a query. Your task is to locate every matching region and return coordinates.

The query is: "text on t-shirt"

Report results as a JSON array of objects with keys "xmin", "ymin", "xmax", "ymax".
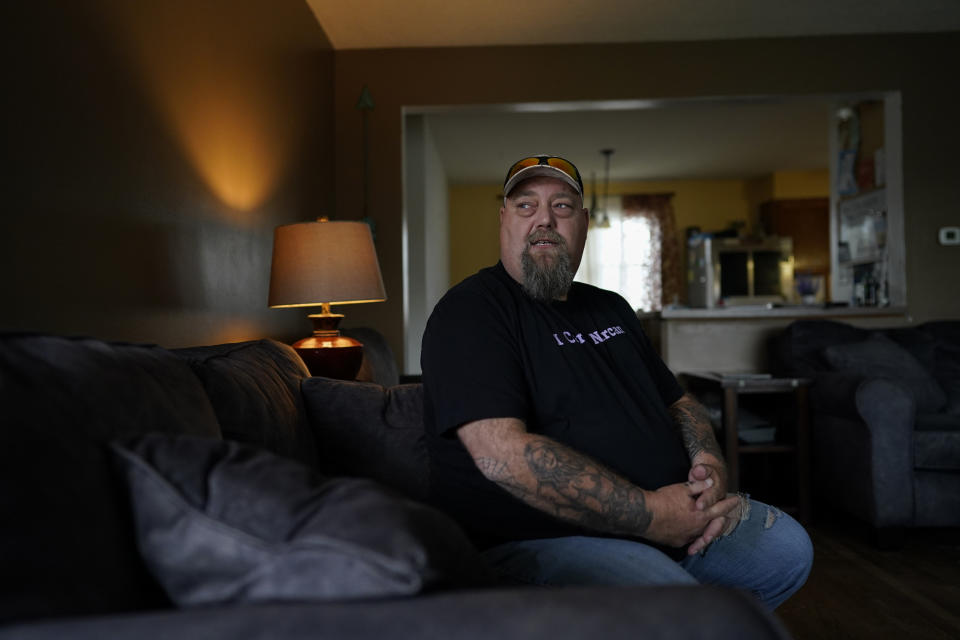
[{"xmin": 552, "ymin": 325, "xmax": 625, "ymax": 346}]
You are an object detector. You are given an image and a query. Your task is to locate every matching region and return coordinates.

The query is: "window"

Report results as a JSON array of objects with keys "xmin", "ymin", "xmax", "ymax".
[{"xmin": 577, "ymin": 196, "xmax": 663, "ymax": 312}]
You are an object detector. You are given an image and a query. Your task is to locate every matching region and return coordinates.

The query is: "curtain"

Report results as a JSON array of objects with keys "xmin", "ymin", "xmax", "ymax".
[{"xmin": 621, "ymin": 193, "xmax": 681, "ymax": 308}]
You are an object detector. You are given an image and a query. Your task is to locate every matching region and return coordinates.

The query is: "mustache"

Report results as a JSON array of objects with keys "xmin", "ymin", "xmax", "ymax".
[{"xmin": 527, "ymin": 230, "xmax": 566, "ymax": 246}]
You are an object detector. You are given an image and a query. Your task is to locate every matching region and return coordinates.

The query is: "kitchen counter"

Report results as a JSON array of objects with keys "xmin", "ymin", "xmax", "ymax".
[
  {"xmin": 660, "ymin": 304, "xmax": 908, "ymax": 320},
  {"xmin": 651, "ymin": 305, "xmax": 910, "ymax": 373}
]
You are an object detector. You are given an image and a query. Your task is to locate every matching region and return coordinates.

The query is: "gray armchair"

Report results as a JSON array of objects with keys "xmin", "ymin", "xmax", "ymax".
[{"xmin": 770, "ymin": 320, "xmax": 960, "ymax": 545}]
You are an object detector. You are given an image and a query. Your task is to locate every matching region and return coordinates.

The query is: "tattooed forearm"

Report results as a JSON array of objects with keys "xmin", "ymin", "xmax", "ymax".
[
  {"xmin": 463, "ymin": 419, "xmax": 653, "ymax": 537},
  {"xmin": 670, "ymin": 394, "xmax": 724, "ymax": 462},
  {"xmin": 521, "ymin": 440, "xmax": 653, "ymax": 535},
  {"xmin": 474, "ymin": 456, "xmax": 534, "ymax": 500},
  {"xmin": 475, "ymin": 456, "xmax": 509, "ymax": 478}
]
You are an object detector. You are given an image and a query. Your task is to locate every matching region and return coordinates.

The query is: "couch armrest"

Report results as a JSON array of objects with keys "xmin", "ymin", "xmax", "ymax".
[
  {"xmin": 811, "ymin": 374, "xmax": 915, "ymax": 528},
  {"xmin": 854, "ymin": 378, "xmax": 916, "ymax": 527}
]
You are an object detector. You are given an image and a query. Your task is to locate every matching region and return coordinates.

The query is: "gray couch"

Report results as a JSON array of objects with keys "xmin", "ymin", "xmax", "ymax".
[
  {"xmin": 770, "ymin": 319, "xmax": 960, "ymax": 544},
  {"xmin": 0, "ymin": 332, "xmax": 789, "ymax": 639}
]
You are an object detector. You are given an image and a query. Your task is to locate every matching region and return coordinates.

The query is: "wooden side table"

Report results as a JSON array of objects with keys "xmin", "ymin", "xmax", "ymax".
[{"xmin": 682, "ymin": 372, "xmax": 812, "ymax": 524}]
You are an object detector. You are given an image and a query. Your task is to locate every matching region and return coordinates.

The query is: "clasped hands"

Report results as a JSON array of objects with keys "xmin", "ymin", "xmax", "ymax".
[{"xmin": 644, "ymin": 459, "xmax": 744, "ymax": 555}]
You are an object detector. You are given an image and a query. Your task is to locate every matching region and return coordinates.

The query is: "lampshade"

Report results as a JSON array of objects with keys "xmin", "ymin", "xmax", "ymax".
[
  {"xmin": 268, "ymin": 219, "xmax": 386, "ymax": 379},
  {"xmin": 268, "ymin": 219, "xmax": 386, "ymax": 308}
]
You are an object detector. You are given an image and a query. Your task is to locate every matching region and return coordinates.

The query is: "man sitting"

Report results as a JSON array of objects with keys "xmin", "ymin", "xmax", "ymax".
[{"xmin": 421, "ymin": 155, "xmax": 812, "ymax": 609}]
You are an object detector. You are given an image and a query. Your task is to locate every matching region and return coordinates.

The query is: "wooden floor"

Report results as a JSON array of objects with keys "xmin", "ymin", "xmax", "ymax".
[{"xmin": 776, "ymin": 514, "xmax": 960, "ymax": 639}]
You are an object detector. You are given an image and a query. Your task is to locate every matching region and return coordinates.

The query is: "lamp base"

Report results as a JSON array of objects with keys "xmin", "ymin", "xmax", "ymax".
[{"xmin": 292, "ymin": 311, "xmax": 363, "ymax": 380}]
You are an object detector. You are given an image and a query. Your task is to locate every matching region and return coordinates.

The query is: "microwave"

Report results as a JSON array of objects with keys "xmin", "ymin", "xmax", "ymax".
[{"xmin": 687, "ymin": 235, "xmax": 794, "ymax": 308}]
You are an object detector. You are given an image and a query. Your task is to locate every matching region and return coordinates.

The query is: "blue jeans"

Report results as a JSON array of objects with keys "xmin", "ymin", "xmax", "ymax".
[{"xmin": 481, "ymin": 499, "xmax": 813, "ymax": 610}]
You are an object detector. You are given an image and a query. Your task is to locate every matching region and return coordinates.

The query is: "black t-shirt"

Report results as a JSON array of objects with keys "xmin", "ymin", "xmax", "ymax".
[{"xmin": 421, "ymin": 262, "xmax": 690, "ymax": 548}]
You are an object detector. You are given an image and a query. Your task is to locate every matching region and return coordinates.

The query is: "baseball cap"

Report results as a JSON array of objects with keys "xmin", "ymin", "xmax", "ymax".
[{"xmin": 503, "ymin": 155, "xmax": 584, "ymax": 199}]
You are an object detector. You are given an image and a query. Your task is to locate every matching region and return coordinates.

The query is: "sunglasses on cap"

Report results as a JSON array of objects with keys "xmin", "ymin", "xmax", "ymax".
[{"xmin": 503, "ymin": 155, "xmax": 584, "ymax": 197}]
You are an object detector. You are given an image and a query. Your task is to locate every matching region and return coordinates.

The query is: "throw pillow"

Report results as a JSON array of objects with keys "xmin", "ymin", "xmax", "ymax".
[
  {"xmin": 822, "ymin": 333, "xmax": 947, "ymax": 413},
  {"xmin": 111, "ymin": 434, "xmax": 491, "ymax": 607}
]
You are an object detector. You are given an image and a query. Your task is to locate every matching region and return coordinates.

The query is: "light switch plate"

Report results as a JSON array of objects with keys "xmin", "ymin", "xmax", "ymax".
[{"xmin": 939, "ymin": 227, "xmax": 960, "ymax": 246}]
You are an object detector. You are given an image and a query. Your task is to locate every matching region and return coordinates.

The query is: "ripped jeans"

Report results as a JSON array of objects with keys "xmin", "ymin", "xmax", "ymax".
[{"xmin": 480, "ymin": 499, "xmax": 813, "ymax": 610}]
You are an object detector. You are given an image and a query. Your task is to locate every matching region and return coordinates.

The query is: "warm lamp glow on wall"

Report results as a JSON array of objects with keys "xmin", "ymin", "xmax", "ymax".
[{"xmin": 268, "ymin": 218, "xmax": 386, "ymax": 379}]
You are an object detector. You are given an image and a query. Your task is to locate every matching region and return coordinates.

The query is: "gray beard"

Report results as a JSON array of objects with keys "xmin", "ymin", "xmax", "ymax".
[{"xmin": 521, "ymin": 245, "xmax": 574, "ymax": 302}]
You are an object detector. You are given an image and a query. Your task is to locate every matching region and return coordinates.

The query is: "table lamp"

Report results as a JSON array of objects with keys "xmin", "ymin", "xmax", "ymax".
[{"xmin": 268, "ymin": 218, "xmax": 386, "ymax": 379}]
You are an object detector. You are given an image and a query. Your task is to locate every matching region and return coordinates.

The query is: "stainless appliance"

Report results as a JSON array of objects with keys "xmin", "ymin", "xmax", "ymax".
[{"xmin": 687, "ymin": 235, "xmax": 794, "ymax": 308}]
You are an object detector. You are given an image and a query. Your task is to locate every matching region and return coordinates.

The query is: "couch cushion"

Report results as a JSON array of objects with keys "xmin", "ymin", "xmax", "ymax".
[
  {"xmin": 0, "ymin": 586, "xmax": 788, "ymax": 640},
  {"xmin": 341, "ymin": 327, "xmax": 400, "ymax": 387},
  {"xmin": 302, "ymin": 378, "xmax": 427, "ymax": 501},
  {"xmin": 918, "ymin": 321, "xmax": 960, "ymax": 414},
  {"xmin": 111, "ymin": 434, "xmax": 491, "ymax": 607},
  {"xmin": 915, "ymin": 433, "xmax": 960, "ymax": 471},
  {"xmin": 0, "ymin": 333, "xmax": 222, "ymax": 623},
  {"xmin": 822, "ymin": 333, "xmax": 947, "ymax": 413},
  {"xmin": 914, "ymin": 414, "xmax": 960, "ymax": 471},
  {"xmin": 913, "ymin": 470, "xmax": 960, "ymax": 527},
  {"xmin": 940, "ymin": 378, "xmax": 960, "ymax": 416},
  {"xmin": 931, "ymin": 342, "xmax": 960, "ymax": 416},
  {"xmin": 885, "ymin": 327, "xmax": 939, "ymax": 371},
  {"xmin": 769, "ymin": 320, "xmax": 868, "ymax": 376},
  {"xmin": 918, "ymin": 320, "xmax": 960, "ymax": 348},
  {"xmin": 174, "ymin": 340, "xmax": 318, "ymax": 467},
  {"xmin": 914, "ymin": 412, "xmax": 960, "ymax": 432}
]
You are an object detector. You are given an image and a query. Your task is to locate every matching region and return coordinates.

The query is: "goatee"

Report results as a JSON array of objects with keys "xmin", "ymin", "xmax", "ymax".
[{"xmin": 520, "ymin": 232, "xmax": 574, "ymax": 302}]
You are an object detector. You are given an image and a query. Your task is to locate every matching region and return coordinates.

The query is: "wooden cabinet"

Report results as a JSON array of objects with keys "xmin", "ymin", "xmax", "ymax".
[{"xmin": 760, "ymin": 198, "xmax": 830, "ymax": 294}]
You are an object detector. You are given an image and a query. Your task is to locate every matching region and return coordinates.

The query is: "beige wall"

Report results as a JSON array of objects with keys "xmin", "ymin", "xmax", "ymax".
[
  {"xmin": 334, "ymin": 34, "xmax": 960, "ymax": 369},
  {"xmin": 1, "ymin": 0, "xmax": 335, "ymax": 347},
  {"xmin": 772, "ymin": 170, "xmax": 830, "ymax": 199},
  {"xmin": 447, "ymin": 186, "xmax": 503, "ymax": 287}
]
